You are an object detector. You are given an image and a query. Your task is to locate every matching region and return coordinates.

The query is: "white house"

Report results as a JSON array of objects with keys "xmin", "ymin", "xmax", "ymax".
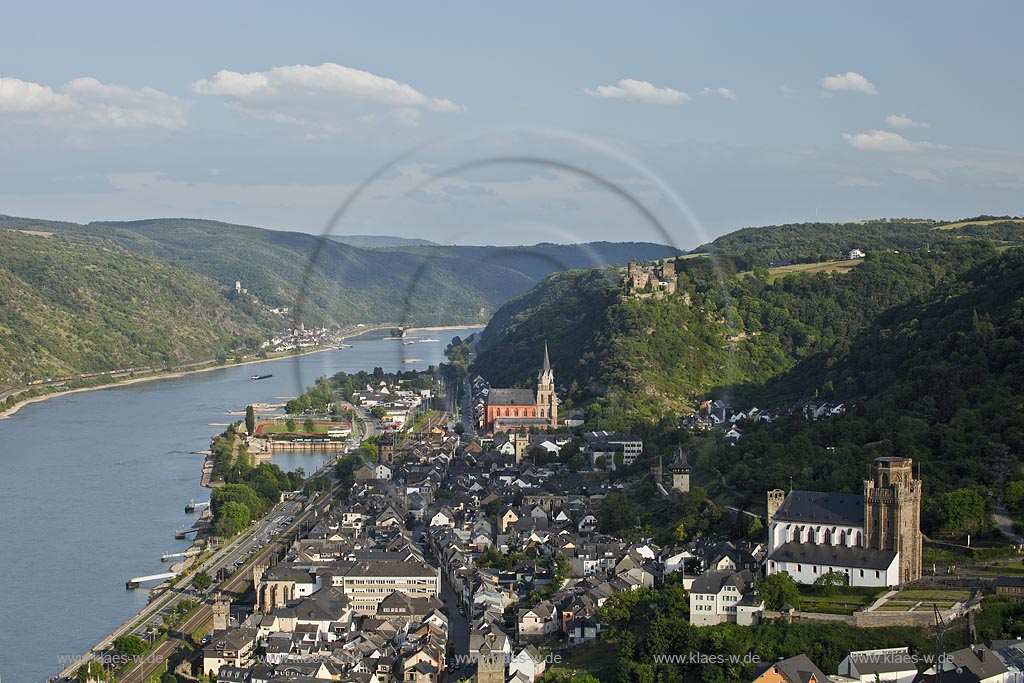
[
  {"xmin": 838, "ymin": 648, "xmax": 919, "ymax": 683},
  {"xmin": 374, "ymin": 464, "xmax": 392, "ymax": 481},
  {"xmin": 530, "ymin": 439, "xmax": 562, "ymax": 456},
  {"xmin": 430, "ymin": 508, "xmax": 455, "ymax": 528},
  {"xmin": 688, "ymin": 570, "xmax": 759, "ymax": 626},
  {"xmin": 508, "ymin": 645, "xmax": 547, "ymax": 682},
  {"xmin": 577, "ymin": 514, "xmax": 598, "ymax": 534},
  {"xmin": 203, "ymin": 629, "xmax": 258, "ymax": 677},
  {"xmin": 564, "ymin": 413, "xmax": 585, "ymax": 428},
  {"xmin": 849, "ymin": 248, "xmax": 866, "ymax": 259},
  {"xmin": 662, "ymin": 548, "xmax": 695, "ymax": 576},
  {"xmin": 517, "ymin": 602, "xmax": 559, "ymax": 642}
]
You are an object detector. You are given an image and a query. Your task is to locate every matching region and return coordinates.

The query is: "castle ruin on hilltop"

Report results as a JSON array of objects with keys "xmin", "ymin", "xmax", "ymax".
[{"xmin": 623, "ymin": 260, "xmax": 677, "ymax": 299}]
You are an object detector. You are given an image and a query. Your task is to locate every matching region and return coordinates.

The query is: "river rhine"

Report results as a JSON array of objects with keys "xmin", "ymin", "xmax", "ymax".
[{"xmin": 0, "ymin": 327, "xmax": 478, "ymax": 683}]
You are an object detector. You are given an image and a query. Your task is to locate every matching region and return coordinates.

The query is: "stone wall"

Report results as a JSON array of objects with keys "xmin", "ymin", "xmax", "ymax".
[{"xmin": 764, "ymin": 605, "xmax": 965, "ymax": 628}]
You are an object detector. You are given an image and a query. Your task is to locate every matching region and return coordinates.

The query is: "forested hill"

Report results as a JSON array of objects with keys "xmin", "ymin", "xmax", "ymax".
[
  {"xmin": 471, "ymin": 240, "xmax": 1001, "ymax": 427},
  {"xmin": 691, "ymin": 216, "xmax": 1024, "ymax": 266},
  {"xmin": 0, "ymin": 230, "xmax": 273, "ymax": 386},
  {"xmin": 0, "ymin": 215, "xmax": 681, "ymax": 328},
  {"xmin": 706, "ymin": 247, "xmax": 1024, "ymax": 508}
]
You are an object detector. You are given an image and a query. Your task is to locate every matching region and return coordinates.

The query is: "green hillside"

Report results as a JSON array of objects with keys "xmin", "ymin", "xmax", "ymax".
[
  {"xmin": 691, "ymin": 216, "xmax": 1024, "ymax": 266},
  {"xmin": 472, "ymin": 240, "xmax": 1000, "ymax": 426},
  {"xmin": 0, "ymin": 229, "xmax": 273, "ymax": 386},
  {"xmin": 0, "ymin": 215, "xmax": 682, "ymax": 328},
  {"xmin": 707, "ymin": 246, "xmax": 1024, "ymax": 512},
  {"xmin": 472, "ymin": 234, "xmax": 1024, "ymax": 514}
]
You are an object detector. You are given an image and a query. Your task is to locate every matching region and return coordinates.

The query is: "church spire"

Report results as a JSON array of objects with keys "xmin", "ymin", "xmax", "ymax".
[{"xmin": 542, "ymin": 341, "xmax": 551, "ymax": 373}]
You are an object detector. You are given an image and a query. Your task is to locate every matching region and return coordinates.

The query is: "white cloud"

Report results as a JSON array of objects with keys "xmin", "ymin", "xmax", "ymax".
[
  {"xmin": 821, "ymin": 71, "xmax": 878, "ymax": 95},
  {"xmin": 886, "ymin": 113, "xmax": 929, "ymax": 129},
  {"xmin": 0, "ymin": 77, "xmax": 69, "ymax": 112},
  {"xmin": 0, "ymin": 75, "xmax": 186, "ymax": 128},
  {"xmin": 701, "ymin": 86, "xmax": 737, "ymax": 100},
  {"xmin": 840, "ymin": 129, "xmax": 940, "ymax": 152},
  {"xmin": 584, "ymin": 79, "xmax": 689, "ymax": 105},
  {"xmin": 193, "ymin": 62, "xmax": 462, "ymax": 113}
]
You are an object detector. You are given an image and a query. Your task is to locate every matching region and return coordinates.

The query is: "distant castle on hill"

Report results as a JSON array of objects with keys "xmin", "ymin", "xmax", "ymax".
[{"xmin": 623, "ymin": 260, "xmax": 677, "ymax": 298}]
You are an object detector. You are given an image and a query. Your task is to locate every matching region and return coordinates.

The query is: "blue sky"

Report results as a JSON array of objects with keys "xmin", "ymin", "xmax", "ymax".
[{"xmin": 0, "ymin": 2, "xmax": 1021, "ymax": 248}]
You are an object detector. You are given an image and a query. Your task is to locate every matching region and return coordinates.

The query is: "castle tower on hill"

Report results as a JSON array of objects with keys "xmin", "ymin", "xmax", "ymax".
[
  {"xmin": 623, "ymin": 260, "xmax": 677, "ymax": 297},
  {"xmin": 536, "ymin": 342, "xmax": 557, "ymax": 426},
  {"xmin": 864, "ymin": 457, "xmax": 923, "ymax": 584}
]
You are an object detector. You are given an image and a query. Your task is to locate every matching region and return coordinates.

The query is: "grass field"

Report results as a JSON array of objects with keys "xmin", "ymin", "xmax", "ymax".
[
  {"xmin": 934, "ymin": 218, "xmax": 1024, "ymax": 230},
  {"xmin": 737, "ymin": 258, "xmax": 865, "ymax": 282},
  {"xmin": 257, "ymin": 422, "xmax": 329, "ymax": 435},
  {"xmin": 893, "ymin": 589, "xmax": 971, "ymax": 601},
  {"xmin": 797, "ymin": 587, "xmax": 884, "ymax": 614}
]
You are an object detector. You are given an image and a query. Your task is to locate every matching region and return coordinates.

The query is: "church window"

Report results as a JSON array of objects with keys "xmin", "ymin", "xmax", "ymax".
[
  {"xmin": 839, "ymin": 530, "xmax": 846, "ymax": 545},
  {"xmin": 505, "ymin": 409, "xmax": 509, "ymax": 417}
]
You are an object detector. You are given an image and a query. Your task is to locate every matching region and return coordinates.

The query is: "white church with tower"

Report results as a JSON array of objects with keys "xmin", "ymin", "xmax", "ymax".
[{"xmin": 765, "ymin": 456, "xmax": 922, "ymax": 588}]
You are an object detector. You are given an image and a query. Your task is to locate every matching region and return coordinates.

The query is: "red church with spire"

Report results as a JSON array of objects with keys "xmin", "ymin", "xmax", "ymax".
[{"xmin": 482, "ymin": 343, "xmax": 558, "ymax": 433}]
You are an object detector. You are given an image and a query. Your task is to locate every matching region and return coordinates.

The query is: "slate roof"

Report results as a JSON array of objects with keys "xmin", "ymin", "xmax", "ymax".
[
  {"xmin": 488, "ymin": 389, "xmax": 537, "ymax": 406},
  {"xmin": 767, "ymin": 541, "xmax": 896, "ymax": 570},
  {"xmin": 264, "ymin": 564, "xmax": 316, "ymax": 583},
  {"xmin": 943, "ymin": 645, "xmax": 1008, "ymax": 681},
  {"xmin": 845, "ymin": 648, "xmax": 918, "ymax": 675},
  {"xmin": 910, "ymin": 672, "xmax": 980, "ymax": 683},
  {"xmin": 494, "ymin": 417, "xmax": 551, "ymax": 427},
  {"xmin": 706, "ymin": 541, "xmax": 757, "ymax": 569},
  {"xmin": 689, "ymin": 569, "xmax": 753, "ymax": 595},
  {"xmin": 773, "ymin": 490, "xmax": 865, "ymax": 525},
  {"xmin": 343, "ymin": 561, "xmax": 437, "ymax": 578},
  {"xmin": 995, "ymin": 576, "xmax": 1024, "ymax": 588},
  {"xmin": 282, "ymin": 587, "xmax": 350, "ymax": 621}
]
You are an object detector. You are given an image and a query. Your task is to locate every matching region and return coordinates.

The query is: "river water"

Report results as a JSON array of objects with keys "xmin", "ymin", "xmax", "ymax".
[{"xmin": 0, "ymin": 328, "xmax": 477, "ymax": 683}]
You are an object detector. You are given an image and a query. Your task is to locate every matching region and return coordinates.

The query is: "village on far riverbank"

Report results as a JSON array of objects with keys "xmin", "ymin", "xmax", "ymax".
[{"xmin": 0, "ymin": 323, "xmax": 482, "ymax": 421}]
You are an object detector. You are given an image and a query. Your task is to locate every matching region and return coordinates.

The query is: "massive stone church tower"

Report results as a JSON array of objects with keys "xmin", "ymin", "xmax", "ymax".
[
  {"xmin": 765, "ymin": 456, "xmax": 922, "ymax": 588},
  {"xmin": 535, "ymin": 342, "xmax": 557, "ymax": 426},
  {"xmin": 863, "ymin": 457, "xmax": 922, "ymax": 584}
]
